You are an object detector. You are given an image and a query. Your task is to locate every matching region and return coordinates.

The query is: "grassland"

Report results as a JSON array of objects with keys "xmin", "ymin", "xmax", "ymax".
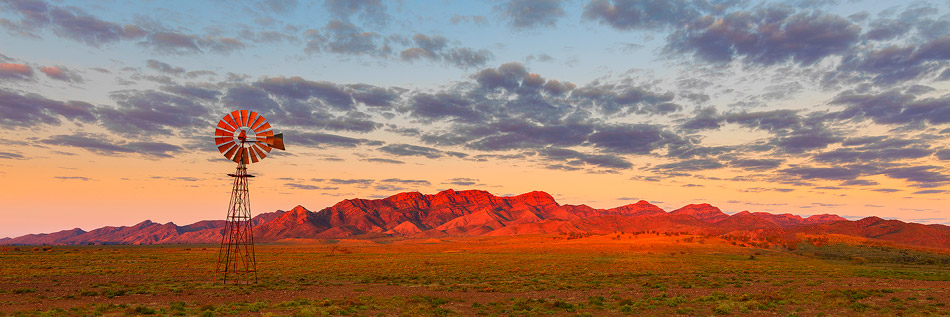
[{"xmin": 2, "ymin": 233, "xmax": 949, "ymax": 316}]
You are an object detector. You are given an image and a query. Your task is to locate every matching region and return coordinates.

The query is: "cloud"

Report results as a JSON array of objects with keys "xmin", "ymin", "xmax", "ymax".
[
  {"xmin": 539, "ymin": 147, "xmax": 632, "ymax": 169},
  {"xmin": 881, "ymin": 166, "xmax": 950, "ymax": 184},
  {"xmin": 836, "ymin": 36, "xmax": 950, "ymax": 85},
  {"xmin": 583, "ymin": 0, "xmax": 713, "ymax": 31},
  {"xmin": 913, "ymin": 189, "xmax": 946, "ymax": 194},
  {"xmin": 0, "ymin": 151, "xmax": 24, "ymax": 159},
  {"xmin": 652, "ymin": 158, "xmax": 724, "ymax": 171},
  {"xmin": 400, "ymin": 33, "xmax": 494, "ymax": 68},
  {"xmin": 362, "ymin": 158, "xmax": 405, "ymax": 164},
  {"xmin": 780, "ymin": 166, "xmax": 862, "ymax": 180},
  {"xmin": 41, "ymin": 132, "xmax": 181, "ymax": 158},
  {"xmin": 0, "ymin": 88, "xmax": 97, "ymax": 127},
  {"xmin": 728, "ymin": 158, "xmax": 784, "ymax": 171},
  {"xmin": 379, "ymin": 143, "xmax": 454, "ymax": 159},
  {"xmin": 285, "ymin": 183, "xmax": 328, "ymax": 190},
  {"xmin": 328, "ymin": 178, "xmax": 374, "ymax": 185},
  {"xmin": 54, "ymin": 176, "xmax": 93, "ymax": 181},
  {"xmin": 587, "ymin": 124, "xmax": 684, "ymax": 154},
  {"xmin": 0, "ymin": 63, "xmax": 33, "ymax": 80},
  {"xmin": 292, "ymin": 131, "xmax": 382, "ymax": 148},
  {"xmin": 450, "ymin": 15, "xmax": 487, "ymax": 25},
  {"xmin": 443, "ymin": 177, "xmax": 479, "ymax": 186},
  {"xmin": 666, "ymin": 5, "xmax": 860, "ymax": 66},
  {"xmin": 39, "ymin": 66, "xmax": 82, "ymax": 82},
  {"xmin": 146, "ymin": 59, "xmax": 185, "ymax": 75},
  {"xmin": 381, "ymin": 178, "xmax": 430, "ymax": 186},
  {"xmin": 324, "ymin": 0, "xmax": 391, "ymax": 28},
  {"xmin": 833, "ymin": 90, "xmax": 950, "ymax": 127},
  {"xmin": 496, "ymin": 0, "xmax": 565, "ymax": 30},
  {"xmin": 98, "ymin": 90, "xmax": 212, "ymax": 136}
]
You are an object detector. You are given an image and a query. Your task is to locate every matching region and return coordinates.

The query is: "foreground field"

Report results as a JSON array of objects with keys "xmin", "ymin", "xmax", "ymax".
[{"xmin": 2, "ymin": 234, "xmax": 949, "ymax": 316}]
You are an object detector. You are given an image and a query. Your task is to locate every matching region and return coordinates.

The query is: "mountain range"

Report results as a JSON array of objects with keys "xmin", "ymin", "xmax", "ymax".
[{"xmin": 3, "ymin": 189, "xmax": 949, "ymax": 249}]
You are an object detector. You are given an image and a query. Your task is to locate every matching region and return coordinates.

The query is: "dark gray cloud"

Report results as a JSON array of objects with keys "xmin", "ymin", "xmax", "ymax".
[
  {"xmin": 729, "ymin": 158, "xmax": 784, "ymax": 171},
  {"xmin": 98, "ymin": 90, "xmax": 211, "ymax": 136},
  {"xmin": 146, "ymin": 59, "xmax": 185, "ymax": 75},
  {"xmin": 328, "ymin": 178, "xmax": 374, "ymax": 185},
  {"xmin": 497, "ymin": 0, "xmax": 565, "ymax": 30},
  {"xmin": 680, "ymin": 107, "xmax": 720, "ymax": 131},
  {"xmin": 841, "ymin": 179, "xmax": 878, "ymax": 186},
  {"xmin": 881, "ymin": 166, "xmax": 950, "ymax": 184},
  {"xmin": 571, "ymin": 83, "xmax": 678, "ymax": 116},
  {"xmin": 779, "ymin": 166, "xmax": 862, "ymax": 180},
  {"xmin": 324, "ymin": 0, "xmax": 390, "ymax": 28},
  {"xmin": 652, "ymin": 158, "xmax": 724, "ymax": 171},
  {"xmin": 587, "ymin": 124, "xmax": 684, "ymax": 154},
  {"xmin": 54, "ymin": 176, "xmax": 93, "ymax": 181},
  {"xmin": 321, "ymin": 20, "xmax": 382, "ymax": 55},
  {"xmin": 400, "ymin": 33, "xmax": 494, "ymax": 68},
  {"xmin": 0, "ymin": 151, "xmax": 24, "ymax": 159},
  {"xmin": 583, "ymin": 0, "xmax": 714, "ymax": 31},
  {"xmin": 666, "ymin": 5, "xmax": 860, "ymax": 66},
  {"xmin": 0, "ymin": 0, "xmax": 144, "ymax": 46},
  {"xmin": 443, "ymin": 177, "xmax": 479, "ymax": 186},
  {"xmin": 834, "ymin": 90, "xmax": 950, "ymax": 127},
  {"xmin": 255, "ymin": 76, "xmax": 354, "ymax": 110},
  {"xmin": 450, "ymin": 15, "xmax": 488, "ymax": 25},
  {"xmin": 407, "ymin": 92, "xmax": 481, "ymax": 123},
  {"xmin": 381, "ymin": 178, "xmax": 431, "ymax": 186},
  {"xmin": 913, "ymin": 189, "xmax": 946, "ymax": 194},
  {"xmin": 41, "ymin": 132, "xmax": 181, "ymax": 158},
  {"xmin": 363, "ymin": 158, "xmax": 404, "ymax": 164},
  {"xmin": 0, "ymin": 88, "xmax": 97, "ymax": 127},
  {"xmin": 161, "ymin": 84, "xmax": 221, "ymax": 101},
  {"xmin": 378, "ymin": 143, "xmax": 459, "ymax": 159},
  {"xmin": 292, "ymin": 131, "xmax": 382, "ymax": 148},
  {"xmin": 224, "ymin": 80, "xmax": 384, "ymax": 132},
  {"xmin": 539, "ymin": 147, "xmax": 632, "ymax": 169},
  {"xmin": 285, "ymin": 183, "xmax": 330, "ymax": 190},
  {"xmin": 770, "ymin": 127, "xmax": 841, "ymax": 154},
  {"xmin": 836, "ymin": 35, "xmax": 950, "ymax": 85}
]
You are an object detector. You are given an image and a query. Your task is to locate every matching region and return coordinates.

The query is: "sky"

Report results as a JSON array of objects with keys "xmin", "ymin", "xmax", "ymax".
[{"xmin": 1, "ymin": 0, "xmax": 949, "ymax": 238}]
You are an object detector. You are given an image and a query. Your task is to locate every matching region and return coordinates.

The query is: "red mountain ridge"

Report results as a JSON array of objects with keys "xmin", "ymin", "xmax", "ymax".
[{"xmin": 4, "ymin": 189, "xmax": 949, "ymax": 249}]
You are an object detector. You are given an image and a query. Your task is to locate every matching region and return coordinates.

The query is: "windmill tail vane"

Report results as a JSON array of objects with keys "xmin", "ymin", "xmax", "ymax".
[{"xmin": 212, "ymin": 110, "xmax": 285, "ymax": 284}]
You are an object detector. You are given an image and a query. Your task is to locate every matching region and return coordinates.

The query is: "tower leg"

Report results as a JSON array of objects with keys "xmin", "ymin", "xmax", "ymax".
[{"xmin": 214, "ymin": 163, "xmax": 257, "ymax": 284}]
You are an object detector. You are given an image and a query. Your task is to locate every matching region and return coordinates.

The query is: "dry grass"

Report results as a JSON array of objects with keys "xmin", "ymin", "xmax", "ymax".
[{"xmin": 1, "ymin": 234, "xmax": 948, "ymax": 315}]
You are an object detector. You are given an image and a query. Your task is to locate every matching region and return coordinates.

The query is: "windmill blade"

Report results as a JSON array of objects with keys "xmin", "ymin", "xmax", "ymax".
[
  {"xmin": 251, "ymin": 143, "xmax": 267, "ymax": 159},
  {"xmin": 240, "ymin": 110, "xmax": 250, "ymax": 126},
  {"xmin": 223, "ymin": 144, "xmax": 239, "ymax": 159},
  {"xmin": 249, "ymin": 146, "xmax": 260, "ymax": 163},
  {"xmin": 241, "ymin": 148, "xmax": 250, "ymax": 164},
  {"xmin": 215, "ymin": 127, "xmax": 233, "ymax": 136},
  {"xmin": 217, "ymin": 141, "xmax": 236, "ymax": 154},
  {"xmin": 217, "ymin": 120, "xmax": 235, "ymax": 132},
  {"xmin": 255, "ymin": 140, "xmax": 272, "ymax": 152},
  {"xmin": 253, "ymin": 122, "xmax": 271, "ymax": 133},
  {"xmin": 247, "ymin": 111, "xmax": 258, "ymax": 128},
  {"xmin": 224, "ymin": 113, "xmax": 239, "ymax": 129},
  {"xmin": 214, "ymin": 136, "xmax": 232, "ymax": 146},
  {"xmin": 249, "ymin": 115, "xmax": 264, "ymax": 131}
]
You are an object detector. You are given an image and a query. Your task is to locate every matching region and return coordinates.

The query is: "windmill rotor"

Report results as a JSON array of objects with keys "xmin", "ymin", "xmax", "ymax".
[{"xmin": 214, "ymin": 110, "xmax": 284, "ymax": 164}]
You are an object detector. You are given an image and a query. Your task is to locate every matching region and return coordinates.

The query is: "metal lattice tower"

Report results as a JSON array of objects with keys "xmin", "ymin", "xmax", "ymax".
[
  {"xmin": 215, "ymin": 163, "xmax": 257, "ymax": 284},
  {"xmin": 212, "ymin": 110, "xmax": 284, "ymax": 284}
]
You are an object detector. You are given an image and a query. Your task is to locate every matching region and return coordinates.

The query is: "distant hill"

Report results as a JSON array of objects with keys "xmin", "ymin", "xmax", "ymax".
[{"xmin": 5, "ymin": 189, "xmax": 949, "ymax": 249}]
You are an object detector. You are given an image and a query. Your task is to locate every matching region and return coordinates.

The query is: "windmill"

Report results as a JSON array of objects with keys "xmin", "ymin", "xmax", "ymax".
[{"xmin": 213, "ymin": 110, "xmax": 284, "ymax": 284}]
